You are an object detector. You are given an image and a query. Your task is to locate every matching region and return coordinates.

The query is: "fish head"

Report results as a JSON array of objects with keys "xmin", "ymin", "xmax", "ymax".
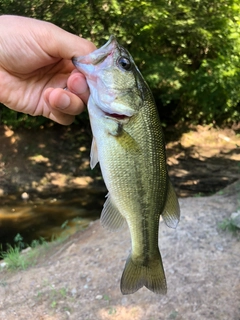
[{"xmin": 72, "ymin": 36, "xmax": 145, "ymax": 121}]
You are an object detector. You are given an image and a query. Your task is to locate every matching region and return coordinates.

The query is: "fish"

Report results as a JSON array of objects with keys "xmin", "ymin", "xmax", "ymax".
[{"xmin": 72, "ymin": 36, "xmax": 180, "ymax": 295}]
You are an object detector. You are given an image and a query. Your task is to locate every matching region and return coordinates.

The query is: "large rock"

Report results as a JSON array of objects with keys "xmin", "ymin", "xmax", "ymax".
[{"xmin": 231, "ymin": 210, "xmax": 240, "ymax": 228}]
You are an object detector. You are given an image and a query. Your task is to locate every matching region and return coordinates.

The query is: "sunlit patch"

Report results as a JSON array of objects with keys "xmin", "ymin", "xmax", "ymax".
[
  {"xmin": 4, "ymin": 126, "xmax": 14, "ymax": 138},
  {"xmin": 28, "ymin": 155, "xmax": 50, "ymax": 164},
  {"xmin": 98, "ymin": 305, "xmax": 144, "ymax": 320},
  {"xmin": 72, "ymin": 176, "xmax": 93, "ymax": 186}
]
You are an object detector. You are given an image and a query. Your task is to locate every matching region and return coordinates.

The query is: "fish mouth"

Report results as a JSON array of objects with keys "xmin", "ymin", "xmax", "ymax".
[
  {"xmin": 72, "ymin": 35, "xmax": 117, "ymax": 69},
  {"xmin": 103, "ymin": 111, "xmax": 131, "ymax": 122},
  {"xmin": 105, "ymin": 112, "xmax": 128, "ymax": 120}
]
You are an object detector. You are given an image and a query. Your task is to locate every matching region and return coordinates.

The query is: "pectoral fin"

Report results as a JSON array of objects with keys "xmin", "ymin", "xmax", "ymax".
[
  {"xmin": 118, "ymin": 129, "xmax": 140, "ymax": 154},
  {"xmin": 101, "ymin": 194, "xmax": 125, "ymax": 231},
  {"xmin": 162, "ymin": 179, "xmax": 180, "ymax": 229},
  {"xmin": 90, "ymin": 137, "xmax": 98, "ymax": 169}
]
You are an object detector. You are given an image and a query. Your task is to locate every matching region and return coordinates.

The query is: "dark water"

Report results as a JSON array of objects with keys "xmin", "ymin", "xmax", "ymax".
[{"xmin": 0, "ymin": 188, "xmax": 106, "ymax": 252}]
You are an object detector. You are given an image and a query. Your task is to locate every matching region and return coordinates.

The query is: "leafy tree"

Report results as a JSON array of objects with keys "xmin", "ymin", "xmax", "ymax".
[{"xmin": 0, "ymin": 0, "xmax": 240, "ymax": 127}]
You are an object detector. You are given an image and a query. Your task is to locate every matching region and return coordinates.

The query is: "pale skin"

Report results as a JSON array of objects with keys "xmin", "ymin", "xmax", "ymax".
[{"xmin": 0, "ymin": 15, "xmax": 96, "ymax": 125}]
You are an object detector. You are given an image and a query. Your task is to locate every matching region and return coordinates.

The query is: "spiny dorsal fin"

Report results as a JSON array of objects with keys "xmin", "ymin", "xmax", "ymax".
[
  {"xmin": 90, "ymin": 137, "xmax": 98, "ymax": 169},
  {"xmin": 162, "ymin": 179, "xmax": 180, "ymax": 229},
  {"xmin": 101, "ymin": 194, "xmax": 125, "ymax": 231}
]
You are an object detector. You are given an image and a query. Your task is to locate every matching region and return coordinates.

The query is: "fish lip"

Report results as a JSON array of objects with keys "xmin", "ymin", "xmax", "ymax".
[{"xmin": 72, "ymin": 35, "xmax": 117, "ymax": 68}]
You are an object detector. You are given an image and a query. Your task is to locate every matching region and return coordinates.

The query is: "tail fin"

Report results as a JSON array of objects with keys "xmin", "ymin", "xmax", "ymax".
[{"xmin": 120, "ymin": 254, "xmax": 167, "ymax": 295}]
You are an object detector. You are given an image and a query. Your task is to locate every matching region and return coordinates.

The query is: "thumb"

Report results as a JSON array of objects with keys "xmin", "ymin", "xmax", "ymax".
[{"xmin": 42, "ymin": 21, "xmax": 97, "ymax": 59}]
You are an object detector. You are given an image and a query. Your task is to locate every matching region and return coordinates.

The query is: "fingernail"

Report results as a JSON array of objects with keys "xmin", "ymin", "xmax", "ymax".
[{"xmin": 58, "ymin": 93, "xmax": 71, "ymax": 109}]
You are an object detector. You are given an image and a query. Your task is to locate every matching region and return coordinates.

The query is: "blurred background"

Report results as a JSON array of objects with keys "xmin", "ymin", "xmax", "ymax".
[{"xmin": 0, "ymin": 0, "xmax": 239, "ymax": 250}]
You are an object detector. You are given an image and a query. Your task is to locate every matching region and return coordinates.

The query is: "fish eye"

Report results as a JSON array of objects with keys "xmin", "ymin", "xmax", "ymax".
[{"xmin": 117, "ymin": 56, "xmax": 132, "ymax": 71}]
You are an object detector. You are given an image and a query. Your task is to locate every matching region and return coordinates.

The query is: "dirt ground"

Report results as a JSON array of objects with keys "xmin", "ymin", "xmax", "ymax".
[
  {"xmin": 0, "ymin": 182, "xmax": 239, "ymax": 320},
  {"xmin": 0, "ymin": 124, "xmax": 240, "ymax": 319}
]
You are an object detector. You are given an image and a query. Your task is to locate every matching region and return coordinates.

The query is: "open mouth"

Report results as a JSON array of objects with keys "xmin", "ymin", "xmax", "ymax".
[{"xmin": 104, "ymin": 112, "xmax": 129, "ymax": 120}]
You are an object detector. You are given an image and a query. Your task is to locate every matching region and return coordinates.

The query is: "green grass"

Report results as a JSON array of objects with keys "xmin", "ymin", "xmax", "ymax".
[
  {"xmin": 218, "ymin": 218, "xmax": 240, "ymax": 236},
  {"xmin": 0, "ymin": 229, "xmax": 75, "ymax": 272},
  {"xmin": 0, "ymin": 236, "xmax": 48, "ymax": 271},
  {"xmin": 168, "ymin": 311, "xmax": 179, "ymax": 319},
  {"xmin": 0, "ymin": 246, "xmax": 32, "ymax": 270},
  {"xmin": 35, "ymin": 284, "xmax": 71, "ymax": 311}
]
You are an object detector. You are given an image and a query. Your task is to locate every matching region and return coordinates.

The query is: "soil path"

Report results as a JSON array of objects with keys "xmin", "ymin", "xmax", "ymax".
[{"xmin": 0, "ymin": 182, "xmax": 240, "ymax": 320}]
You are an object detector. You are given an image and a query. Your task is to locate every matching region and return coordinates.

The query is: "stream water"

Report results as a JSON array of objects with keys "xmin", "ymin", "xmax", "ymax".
[{"xmin": 0, "ymin": 188, "xmax": 106, "ymax": 251}]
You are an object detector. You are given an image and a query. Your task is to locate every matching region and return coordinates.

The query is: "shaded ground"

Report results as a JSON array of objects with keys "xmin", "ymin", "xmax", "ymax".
[
  {"xmin": 0, "ymin": 124, "xmax": 239, "ymax": 199},
  {"xmin": 0, "ymin": 182, "xmax": 239, "ymax": 320},
  {"xmin": 165, "ymin": 124, "xmax": 240, "ymax": 196}
]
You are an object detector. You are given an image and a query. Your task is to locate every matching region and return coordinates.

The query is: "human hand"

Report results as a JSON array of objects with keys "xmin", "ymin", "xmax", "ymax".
[{"xmin": 0, "ymin": 15, "xmax": 96, "ymax": 125}]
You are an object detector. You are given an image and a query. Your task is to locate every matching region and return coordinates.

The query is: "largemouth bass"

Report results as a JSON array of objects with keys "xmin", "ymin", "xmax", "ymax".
[{"xmin": 72, "ymin": 36, "xmax": 180, "ymax": 295}]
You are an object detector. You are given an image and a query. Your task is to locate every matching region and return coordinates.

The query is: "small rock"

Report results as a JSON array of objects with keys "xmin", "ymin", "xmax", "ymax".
[
  {"xmin": 71, "ymin": 288, "xmax": 77, "ymax": 296},
  {"xmin": 231, "ymin": 211, "xmax": 240, "ymax": 228},
  {"xmin": 95, "ymin": 295, "xmax": 103, "ymax": 300},
  {"xmin": 66, "ymin": 243, "xmax": 76, "ymax": 254},
  {"xmin": 21, "ymin": 192, "xmax": 29, "ymax": 200},
  {"xmin": 22, "ymin": 247, "xmax": 32, "ymax": 254},
  {"xmin": 0, "ymin": 262, "xmax": 7, "ymax": 268},
  {"xmin": 215, "ymin": 244, "xmax": 223, "ymax": 251},
  {"xmin": 121, "ymin": 297, "xmax": 128, "ymax": 306}
]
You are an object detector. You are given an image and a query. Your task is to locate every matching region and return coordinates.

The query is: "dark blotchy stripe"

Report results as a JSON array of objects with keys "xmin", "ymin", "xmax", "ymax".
[{"xmin": 141, "ymin": 213, "xmax": 150, "ymax": 266}]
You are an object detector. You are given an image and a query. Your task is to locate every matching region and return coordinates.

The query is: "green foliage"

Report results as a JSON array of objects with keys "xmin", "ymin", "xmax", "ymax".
[
  {"xmin": 13, "ymin": 233, "xmax": 25, "ymax": 250},
  {"xmin": 0, "ymin": 104, "xmax": 49, "ymax": 129},
  {"xmin": 0, "ymin": 244, "xmax": 41, "ymax": 270},
  {"xmin": 1, "ymin": 0, "xmax": 240, "ymax": 127},
  {"xmin": 0, "ymin": 234, "xmax": 47, "ymax": 270},
  {"xmin": 61, "ymin": 220, "xmax": 70, "ymax": 230},
  {"xmin": 0, "ymin": 246, "xmax": 26, "ymax": 270},
  {"xmin": 218, "ymin": 217, "xmax": 240, "ymax": 235}
]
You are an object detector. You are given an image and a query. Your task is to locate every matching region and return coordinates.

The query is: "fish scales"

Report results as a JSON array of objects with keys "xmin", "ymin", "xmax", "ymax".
[{"xmin": 72, "ymin": 36, "xmax": 180, "ymax": 295}]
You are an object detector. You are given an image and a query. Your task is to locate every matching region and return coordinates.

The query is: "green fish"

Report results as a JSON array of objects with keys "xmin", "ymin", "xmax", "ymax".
[{"xmin": 72, "ymin": 36, "xmax": 180, "ymax": 295}]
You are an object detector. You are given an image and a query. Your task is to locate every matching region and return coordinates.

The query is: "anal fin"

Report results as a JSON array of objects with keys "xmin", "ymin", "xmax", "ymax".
[{"xmin": 162, "ymin": 179, "xmax": 180, "ymax": 229}]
